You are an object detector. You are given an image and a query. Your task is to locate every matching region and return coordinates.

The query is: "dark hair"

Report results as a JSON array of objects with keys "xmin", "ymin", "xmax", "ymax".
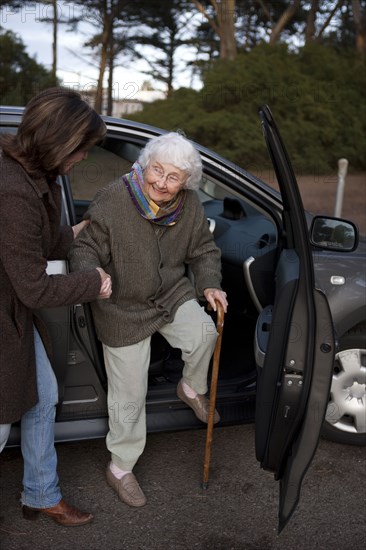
[{"xmin": 0, "ymin": 87, "xmax": 106, "ymax": 178}]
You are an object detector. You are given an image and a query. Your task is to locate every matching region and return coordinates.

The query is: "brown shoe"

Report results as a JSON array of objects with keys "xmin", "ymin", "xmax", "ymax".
[
  {"xmin": 106, "ymin": 466, "xmax": 147, "ymax": 507},
  {"xmin": 177, "ymin": 379, "xmax": 220, "ymax": 424},
  {"xmin": 22, "ymin": 499, "xmax": 93, "ymax": 526}
]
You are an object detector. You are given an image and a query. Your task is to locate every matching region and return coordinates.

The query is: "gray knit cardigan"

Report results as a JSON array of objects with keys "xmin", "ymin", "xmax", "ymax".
[{"xmin": 68, "ymin": 178, "xmax": 222, "ymax": 347}]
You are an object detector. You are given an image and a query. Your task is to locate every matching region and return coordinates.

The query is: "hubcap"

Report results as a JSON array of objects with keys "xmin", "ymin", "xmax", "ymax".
[{"xmin": 325, "ymin": 348, "xmax": 366, "ymax": 434}]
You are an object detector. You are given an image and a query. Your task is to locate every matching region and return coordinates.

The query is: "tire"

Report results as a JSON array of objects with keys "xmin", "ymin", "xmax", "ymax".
[{"xmin": 321, "ymin": 324, "xmax": 366, "ymax": 446}]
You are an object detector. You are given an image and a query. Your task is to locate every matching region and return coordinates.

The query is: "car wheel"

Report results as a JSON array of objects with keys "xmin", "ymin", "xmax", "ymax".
[{"xmin": 322, "ymin": 325, "xmax": 366, "ymax": 446}]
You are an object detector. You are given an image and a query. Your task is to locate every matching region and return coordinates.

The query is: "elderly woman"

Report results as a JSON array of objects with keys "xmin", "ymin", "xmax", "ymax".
[{"xmin": 69, "ymin": 132, "xmax": 228, "ymax": 507}]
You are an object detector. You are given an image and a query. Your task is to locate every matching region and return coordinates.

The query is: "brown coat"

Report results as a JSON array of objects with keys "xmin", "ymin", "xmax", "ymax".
[{"xmin": 0, "ymin": 150, "xmax": 101, "ymax": 424}]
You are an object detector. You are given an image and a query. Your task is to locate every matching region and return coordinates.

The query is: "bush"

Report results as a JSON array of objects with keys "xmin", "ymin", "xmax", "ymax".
[
  {"xmin": 0, "ymin": 29, "xmax": 58, "ymax": 106},
  {"xmin": 129, "ymin": 44, "xmax": 366, "ymax": 173}
]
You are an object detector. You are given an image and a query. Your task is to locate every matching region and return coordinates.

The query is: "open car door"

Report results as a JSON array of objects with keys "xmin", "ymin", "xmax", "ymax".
[{"xmin": 254, "ymin": 105, "xmax": 335, "ymax": 532}]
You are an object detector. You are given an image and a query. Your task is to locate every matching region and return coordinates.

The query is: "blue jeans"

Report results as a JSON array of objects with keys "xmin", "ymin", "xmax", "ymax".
[{"xmin": 20, "ymin": 327, "xmax": 62, "ymax": 508}]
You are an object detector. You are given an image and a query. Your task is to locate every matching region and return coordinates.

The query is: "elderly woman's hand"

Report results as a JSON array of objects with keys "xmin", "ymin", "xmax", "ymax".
[{"xmin": 203, "ymin": 288, "xmax": 228, "ymax": 313}]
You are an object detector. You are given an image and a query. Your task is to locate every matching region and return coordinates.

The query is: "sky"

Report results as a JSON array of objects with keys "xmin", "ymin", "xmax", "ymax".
[{"xmin": 0, "ymin": 1, "xmax": 192, "ymax": 98}]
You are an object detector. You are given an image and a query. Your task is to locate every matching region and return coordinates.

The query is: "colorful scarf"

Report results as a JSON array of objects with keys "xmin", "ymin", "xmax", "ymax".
[{"xmin": 122, "ymin": 161, "xmax": 186, "ymax": 226}]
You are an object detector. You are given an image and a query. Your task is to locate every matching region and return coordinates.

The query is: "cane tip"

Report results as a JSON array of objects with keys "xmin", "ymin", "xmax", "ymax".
[{"xmin": 201, "ymin": 482, "xmax": 209, "ymax": 490}]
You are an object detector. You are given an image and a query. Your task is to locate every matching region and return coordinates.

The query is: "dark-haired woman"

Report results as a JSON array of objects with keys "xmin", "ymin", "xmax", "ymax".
[{"xmin": 0, "ymin": 87, "xmax": 111, "ymax": 526}]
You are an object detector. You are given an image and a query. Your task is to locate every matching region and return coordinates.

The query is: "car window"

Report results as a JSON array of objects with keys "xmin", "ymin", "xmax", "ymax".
[
  {"xmin": 199, "ymin": 175, "xmax": 234, "ymax": 201},
  {"xmin": 0, "ymin": 127, "xmax": 17, "ymax": 136},
  {"xmin": 69, "ymin": 143, "xmax": 135, "ymax": 201},
  {"xmin": 69, "ymin": 138, "xmax": 243, "ymax": 204}
]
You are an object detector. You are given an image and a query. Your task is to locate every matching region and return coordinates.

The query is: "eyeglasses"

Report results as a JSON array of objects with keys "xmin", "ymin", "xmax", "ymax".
[{"xmin": 147, "ymin": 164, "xmax": 186, "ymax": 186}]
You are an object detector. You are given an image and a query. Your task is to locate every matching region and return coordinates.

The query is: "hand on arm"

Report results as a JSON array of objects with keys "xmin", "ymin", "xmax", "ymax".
[
  {"xmin": 72, "ymin": 220, "xmax": 90, "ymax": 239},
  {"xmin": 203, "ymin": 288, "xmax": 228, "ymax": 313},
  {"xmin": 96, "ymin": 267, "xmax": 112, "ymax": 299},
  {"xmin": 69, "ymin": 202, "xmax": 112, "ymax": 302}
]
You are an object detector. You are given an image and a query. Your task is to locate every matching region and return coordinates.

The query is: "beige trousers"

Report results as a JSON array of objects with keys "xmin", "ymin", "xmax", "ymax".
[{"xmin": 102, "ymin": 299, "xmax": 218, "ymax": 471}]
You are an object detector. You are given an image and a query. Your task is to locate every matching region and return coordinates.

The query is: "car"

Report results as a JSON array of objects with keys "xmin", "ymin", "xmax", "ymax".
[{"xmin": 1, "ymin": 104, "xmax": 365, "ymax": 530}]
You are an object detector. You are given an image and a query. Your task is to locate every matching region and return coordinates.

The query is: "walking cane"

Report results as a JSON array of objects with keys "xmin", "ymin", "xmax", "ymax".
[{"xmin": 202, "ymin": 299, "xmax": 225, "ymax": 489}]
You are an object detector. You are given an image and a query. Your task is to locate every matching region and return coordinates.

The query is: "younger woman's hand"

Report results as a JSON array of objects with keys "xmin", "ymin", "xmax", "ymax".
[
  {"xmin": 72, "ymin": 220, "xmax": 90, "ymax": 239},
  {"xmin": 96, "ymin": 267, "xmax": 112, "ymax": 299}
]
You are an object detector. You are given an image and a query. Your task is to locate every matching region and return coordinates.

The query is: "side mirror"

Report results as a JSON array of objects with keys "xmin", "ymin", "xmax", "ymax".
[{"xmin": 310, "ymin": 216, "xmax": 358, "ymax": 252}]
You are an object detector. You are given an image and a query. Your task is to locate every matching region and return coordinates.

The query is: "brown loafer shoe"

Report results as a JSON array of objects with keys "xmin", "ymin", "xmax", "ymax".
[
  {"xmin": 177, "ymin": 379, "xmax": 220, "ymax": 424},
  {"xmin": 22, "ymin": 499, "xmax": 93, "ymax": 526},
  {"xmin": 106, "ymin": 466, "xmax": 147, "ymax": 507}
]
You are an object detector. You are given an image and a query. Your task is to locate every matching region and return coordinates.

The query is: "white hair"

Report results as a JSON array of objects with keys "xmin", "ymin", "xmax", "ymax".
[{"xmin": 138, "ymin": 132, "xmax": 202, "ymax": 190}]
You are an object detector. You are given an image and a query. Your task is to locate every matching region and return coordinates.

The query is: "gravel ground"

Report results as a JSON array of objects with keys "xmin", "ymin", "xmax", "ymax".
[{"xmin": 1, "ymin": 424, "xmax": 365, "ymax": 550}]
